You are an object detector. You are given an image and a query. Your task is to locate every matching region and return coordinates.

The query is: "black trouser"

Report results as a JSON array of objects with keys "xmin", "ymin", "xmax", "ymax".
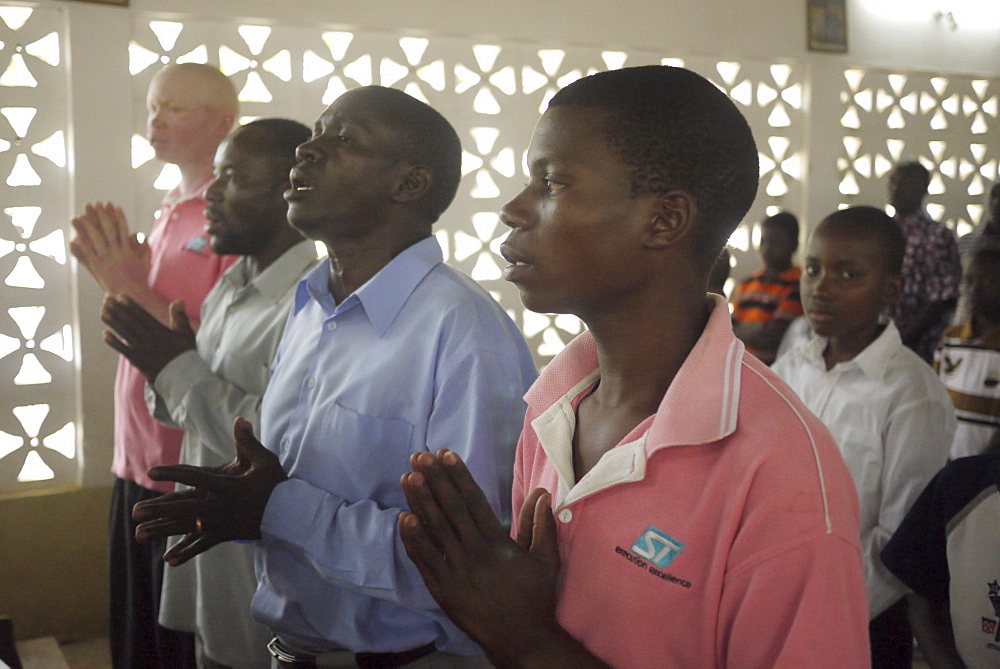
[
  {"xmin": 870, "ymin": 597, "xmax": 912, "ymax": 669},
  {"xmin": 108, "ymin": 477, "xmax": 196, "ymax": 669}
]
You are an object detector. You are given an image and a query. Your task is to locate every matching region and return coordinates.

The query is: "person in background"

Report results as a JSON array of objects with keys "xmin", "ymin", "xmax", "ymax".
[
  {"xmin": 773, "ymin": 205, "xmax": 955, "ymax": 668},
  {"xmin": 886, "ymin": 160, "xmax": 962, "ymax": 363},
  {"xmin": 881, "ymin": 436, "xmax": 1000, "ymax": 669},
  {"xmin": 70, "ymin": 62, "xmax": 238, "ymax": 669},
  {"xmin": 101, "ymin": 119, "xmax": 317, "ymax": 669},
  {"xmin": 397, "ymin": 65, "xmax": 869, "ymax": 668},
  {"xmin": 953, "ymin": 178, "xmax": 1000, "ymax": 325},
  {"xmin": 957, "ymin": 177, "xmax": 1000, "ymax": 267},
  {"xmin": 731, "ymin": 211, "xmax": 804, "ymax": 364},
  {"xmin": 934, "ymin": 247, "xmax": 1000, "ymax": 460}
]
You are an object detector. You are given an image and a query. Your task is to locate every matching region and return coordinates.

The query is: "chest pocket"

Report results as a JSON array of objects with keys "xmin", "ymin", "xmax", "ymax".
[{"xmin": 295, "ymin": 401, "xmax": 415, "ymax": 501}]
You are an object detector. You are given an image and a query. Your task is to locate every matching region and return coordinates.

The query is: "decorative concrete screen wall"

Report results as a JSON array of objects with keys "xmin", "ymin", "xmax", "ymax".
[{"xmin": 0, "ymin": 3, "xmax": 996, "ymax": 492}]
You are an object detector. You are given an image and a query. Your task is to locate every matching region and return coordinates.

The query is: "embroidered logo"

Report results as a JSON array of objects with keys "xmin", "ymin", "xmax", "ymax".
[
  {"xmin": 982, "ymin": 581, "xmax": 1000, "ymax": 646},
  {"xmin": 186, "ymin": 235, "xmax": 209, "ymax": 253},
  {"xmin": 630, "ymin": 526, "xmax": 685, "ymax": 568}
]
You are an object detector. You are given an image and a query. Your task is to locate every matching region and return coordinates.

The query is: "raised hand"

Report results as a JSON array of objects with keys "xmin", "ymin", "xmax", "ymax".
[
  {"xmin": 399, "ymin": 450, "xmax": 605, "ymax": 668},
  {"xmin": 132, "ymin": 417, "xmax": 288, "ymax": 566},
  {"xmin": 70, "ymin": 202, "xmax": 151, "ymax": 297},
  {"xmin": 102, "ymin": 296, "xmax": 196, "ymax": 382}
]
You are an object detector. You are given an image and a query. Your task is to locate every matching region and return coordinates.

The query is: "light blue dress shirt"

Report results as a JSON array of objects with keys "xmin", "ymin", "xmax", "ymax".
[{"xmin": 253, "ymin": 236, "xmax": 537, "ymax": 655}]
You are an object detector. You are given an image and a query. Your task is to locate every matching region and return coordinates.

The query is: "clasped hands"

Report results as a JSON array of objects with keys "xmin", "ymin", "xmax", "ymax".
[
  {"xmin": 70, "ymin": 202, "xmax": 150, "ymax": 298},
  {"xmin": 102, "ymin": 296, "xmax": 196, "ymax": 382}
]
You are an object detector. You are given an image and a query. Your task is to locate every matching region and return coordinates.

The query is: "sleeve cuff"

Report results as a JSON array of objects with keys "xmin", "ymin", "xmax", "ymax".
[
  {"xmin": 153, "ymin": 350, "xmax": 210, "ymax": 410},
  {"xmin": 261, "ymin": 477, "xmax": 332, "ymax": 547}
]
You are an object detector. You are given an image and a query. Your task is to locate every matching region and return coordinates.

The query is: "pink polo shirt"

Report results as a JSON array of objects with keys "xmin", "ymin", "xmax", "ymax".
[
  {"xmin": 513, "ymin": 296, "xmax": 870, "ymax": 668},
  {"xmin": 111, "ymin": 183, "xmax": 236, "ymax": 492}
]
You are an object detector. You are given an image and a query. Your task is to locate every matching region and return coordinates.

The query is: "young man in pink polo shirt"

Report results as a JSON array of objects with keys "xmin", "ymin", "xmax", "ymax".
[{"xmin": 399, "ymin": 65, "xmax": 870, "ymax": 667}]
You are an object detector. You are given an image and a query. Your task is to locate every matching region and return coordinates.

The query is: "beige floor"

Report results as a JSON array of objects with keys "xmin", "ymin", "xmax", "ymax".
[{"xmin": 13, "ymin": 637, "xmax": 110, "ymax": 669}]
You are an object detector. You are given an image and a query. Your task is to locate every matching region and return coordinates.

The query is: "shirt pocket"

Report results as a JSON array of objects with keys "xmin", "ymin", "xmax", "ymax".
[{"xmin": 299, "ymin": 401, "xmax": 415, "ymax": 501}]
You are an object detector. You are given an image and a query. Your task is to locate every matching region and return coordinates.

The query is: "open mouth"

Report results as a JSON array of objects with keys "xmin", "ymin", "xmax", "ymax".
[
  {"xmin": 499, "ymin": 244, "xmax": 531, "ymax": 268},
  {"xmin": 288, "ymin": 169, "xmax": 315, "ymax": 193}
]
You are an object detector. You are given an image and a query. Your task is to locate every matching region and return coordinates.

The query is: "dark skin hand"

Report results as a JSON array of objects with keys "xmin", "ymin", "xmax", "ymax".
[
  {"xmin": 132, "ymin": 417, "xmax": 288, "ymax": 566},
  {"xmin": 906, "ymin": 593, "xmax": 963, "ymax": 669},
  {"xmin": 399, "ymin": 450, "xmax": 607, "ymax": 669},
  {"xmin": 102, "ymin": 295, "xmax": 196, "ymax": 383}
]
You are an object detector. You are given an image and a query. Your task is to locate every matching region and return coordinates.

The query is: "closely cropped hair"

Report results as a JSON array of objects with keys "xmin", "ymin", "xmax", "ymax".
[
  {"xmin": 549, "ymin": 65, "xmax": 759, "ymax": 263},
  {"xmin": 239, "ymin": 118, "xmax": 311, "ymax": 175},
  {"xmin": 820, "ymin": 206, "xmax": 907, "ymax": 275},
  {"xmin": 762, "ymin": 211, "xmax": 799, "ymax": 240},
  {"xmin": 360, "ymin": 86, "xmax": 462, "ymax": 224}
]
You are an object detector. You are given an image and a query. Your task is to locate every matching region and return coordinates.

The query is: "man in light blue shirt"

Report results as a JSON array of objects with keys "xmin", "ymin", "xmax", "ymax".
[{"xmin": 133, "ymin": 86, "xmax": 537, "ymax": 666}]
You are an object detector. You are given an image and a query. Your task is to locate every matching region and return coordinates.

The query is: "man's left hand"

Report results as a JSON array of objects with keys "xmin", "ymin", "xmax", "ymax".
[{"xmin": 132, "ymin": 417, "xmax": 288, "ymax": 566}]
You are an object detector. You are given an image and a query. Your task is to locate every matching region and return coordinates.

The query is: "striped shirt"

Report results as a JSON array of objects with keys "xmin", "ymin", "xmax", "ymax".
[
  {"xmin": 935, "ymin": 320, "xmax": 1000, "ymax": 459},
  {"xmin": 731, "ymin": 266, "xmax": 804, "ymax": 363}
]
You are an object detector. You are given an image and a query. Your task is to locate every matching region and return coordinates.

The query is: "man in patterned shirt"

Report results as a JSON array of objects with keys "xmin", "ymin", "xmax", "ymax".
[{"xmin": 886, "ymin": 160, "xmax": 962, "ymax": 363}]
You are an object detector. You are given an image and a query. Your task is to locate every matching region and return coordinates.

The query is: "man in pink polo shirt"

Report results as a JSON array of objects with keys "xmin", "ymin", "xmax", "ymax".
[
  {"xmin": 399, "ymin": 65, "xmax": 870, "ymax": 667},
  {"xmin": 70, "ymin": 63, "xmax": 238, "ymax": 668}
]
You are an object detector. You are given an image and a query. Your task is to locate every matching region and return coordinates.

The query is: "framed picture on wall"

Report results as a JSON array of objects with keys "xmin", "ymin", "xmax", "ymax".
[{"xmin": 808, "ymin": 0, "xmax": 848, "ymax": 52}]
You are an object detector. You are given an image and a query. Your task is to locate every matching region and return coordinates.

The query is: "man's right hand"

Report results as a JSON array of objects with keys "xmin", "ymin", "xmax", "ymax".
[{"xmin": 132, "ymin": 417, "xmax": 288, "ymax": 566}]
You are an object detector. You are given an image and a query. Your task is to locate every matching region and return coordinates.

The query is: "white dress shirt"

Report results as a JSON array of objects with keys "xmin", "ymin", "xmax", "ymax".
[
  {"xmin": 147, "ymin": 240, "xmax": 318, "ymax": 668},
  {"xmin": 772, "ymin": 319, "xmax": 956, "ymax": 618}
]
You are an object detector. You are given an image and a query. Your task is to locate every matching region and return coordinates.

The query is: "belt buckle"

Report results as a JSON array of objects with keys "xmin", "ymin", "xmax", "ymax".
[{"xmin": 267, "ymin": 637, "xmax": 315, "ymax": 667}]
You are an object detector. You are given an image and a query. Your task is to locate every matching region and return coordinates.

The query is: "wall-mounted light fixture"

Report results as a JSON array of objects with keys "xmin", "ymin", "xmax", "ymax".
[{"xmin": 862, "ymin": 0, "xmax": 1000, "ymax": 29}]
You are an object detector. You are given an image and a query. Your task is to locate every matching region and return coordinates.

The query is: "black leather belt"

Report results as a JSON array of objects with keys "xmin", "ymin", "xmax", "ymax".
[
  {"xmin": 356, "ymin": 643, "xmax": 436, "ymax": 668},
  {"xmin": 268, "ymin": 637, "xmax": 436, "ymax": 668}
]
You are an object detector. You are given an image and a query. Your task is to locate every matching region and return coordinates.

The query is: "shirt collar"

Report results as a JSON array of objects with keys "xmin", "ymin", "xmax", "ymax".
[
  {"xmin": 292, "ymin": 236, "xmax": 442, "ymax": 336},
  {"xmin": 223, "ymin": 240, "xmax": 319, "ymax": 303},
  {"xmin": 525, "ymin": 294, "xmax": 744, "ymax": 454},
  {"xmin": 799, "ymin": 317, "xmax": 901, "ymax": 382}
]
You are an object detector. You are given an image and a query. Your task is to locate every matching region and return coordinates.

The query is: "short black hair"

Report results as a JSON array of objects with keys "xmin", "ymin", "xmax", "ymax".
[
  {"xmin": 236, "ymin": 118, "xmax": 311, "ymax": 176},
  {"xmin": 762, "ymin": 211, "xmax": 799, "ymax": 240},
  {"xmin": 893, "ymin": 161, "xmax": 930, "ymax": 193},
  {"xmin": 354, "ymin": 86, "xmax": 462, "ymax": 224},
  {"xmin": 818, "ymin": 206, "xmax": 906, "ymax": 275},
  {"xmin": 548, "ymin": 65, "xmax": 759, "ymax": 264}
]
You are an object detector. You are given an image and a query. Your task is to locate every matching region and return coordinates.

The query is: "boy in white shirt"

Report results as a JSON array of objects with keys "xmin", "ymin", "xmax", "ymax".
[{"xmin": 773, "ymin": 205, "xmax": 956, "ymax": 668}]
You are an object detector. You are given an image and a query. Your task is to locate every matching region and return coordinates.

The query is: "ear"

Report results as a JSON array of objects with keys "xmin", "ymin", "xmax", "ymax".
[
  {"xmin": 882, "ymin": 273, "xmax": 904, "ymax": 308},
  {"xmin": 218, "ymin": 111, "xmax": 236, "ymax": 136},
  {"xmin": 644, "ymin": 191, "xmax": 696, "ymax": 249},
  {"xmin": 392, "ymin": 164, "xmax": 432, "ymax": 204}
]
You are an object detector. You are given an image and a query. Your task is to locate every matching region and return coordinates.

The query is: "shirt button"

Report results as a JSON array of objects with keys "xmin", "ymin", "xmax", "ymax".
[
  {"xmin": 171, "ymin": 213, "xmax": 179, "ymax": 220},
  {"xmin": 281, "ymin": 438, "xmax": 290, "ymax": 452},
  {"xmin": 558, "ymin": 509, "xmax": 573, "ymax": 523},
  {"xmin": 326, "ymin": 322, "xmax": 337, "ymax": 331},
  {"xmin": 307, "ymin": 378, "xmax": 316, "ymax": 388}
]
